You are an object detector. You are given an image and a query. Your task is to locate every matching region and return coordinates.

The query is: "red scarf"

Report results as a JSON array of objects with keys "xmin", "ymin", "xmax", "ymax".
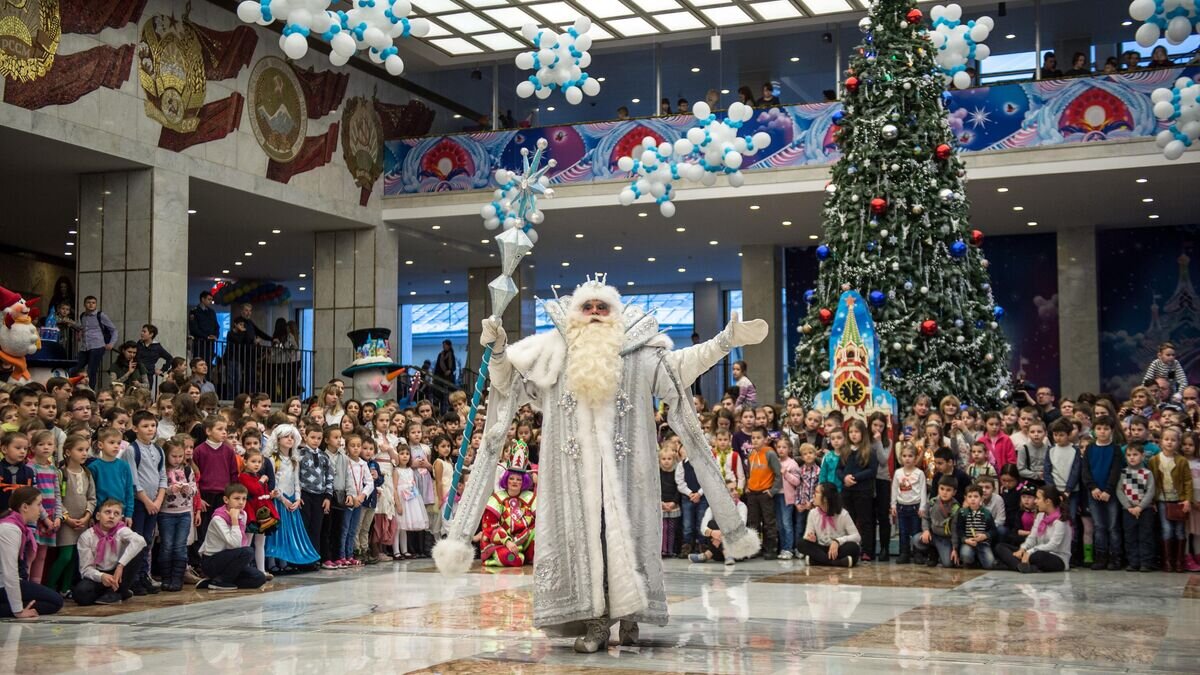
[
  {"xmin": 92, "ymin": 521, "xmax": 127, "ymax": 562},
  {"xmin": 1036, "ymin": 509, "xmax": 1062, "ymax": 537},
  {"xmin": 0, "ymin": 511, "xmax": 35, "ymax": 562}
]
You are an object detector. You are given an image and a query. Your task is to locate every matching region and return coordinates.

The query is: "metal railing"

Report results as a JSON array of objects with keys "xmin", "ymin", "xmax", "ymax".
[{"xmin": 190, "ymin": 339, "xmax": 314, "ymax": 401}]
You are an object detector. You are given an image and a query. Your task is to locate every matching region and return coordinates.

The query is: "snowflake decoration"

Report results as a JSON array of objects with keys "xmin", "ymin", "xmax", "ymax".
[
  {"xmin": 1129, "ymin": 0, "xmax": 1200, "ymax": 47},
  {"xmin": 514, "ymin": 17, "xmax": 600, "ymax": 105},
  {"xmin": 926, "ymin": 3, "xmax": 994, "ymax": 90},
  {"xmin": 1152, "ymin": 76, "xmax": 1200, "ymax": 160},
  {"xmin": 480, "ymin": 138, "xmax": 556, "ymax": 242}
]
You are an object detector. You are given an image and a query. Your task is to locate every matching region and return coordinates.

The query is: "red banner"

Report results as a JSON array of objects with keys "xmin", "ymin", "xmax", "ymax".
[
  {"xmin": 293, "ymin": 65, "xmax": 349, "ymax": 119},
  {"xmin": 376, "ymin": 99, "xmax": 436, "ymax": 139},
  {"xmin": 191, "ymin": 22, "xmax": 258, "ymax": 81},
  {"xmin": 61, "ymin": 0, "xmax": 148, "ymax": 34},
  {"xmin": 159, "ymin": 92, "xmax": 245, "ymax": 152},
  {"xmin": 3, "ymin": 44, "xmax": 134, "ymax": 110},
  {"xmin": 266, "ymin": 123, "xmax": 340, "ymax": 183}
]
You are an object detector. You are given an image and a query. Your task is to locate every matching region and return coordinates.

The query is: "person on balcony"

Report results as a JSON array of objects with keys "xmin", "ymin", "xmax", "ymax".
[
  {"xmin": 188, "ymin": 292, "xmax": 219, "ymax": 366},
  {"xmin": 1065, "ymin": 52, "xmax": 1091, "ymax": 77},
  {"xmin": 1039, "ymin": 52, "xmax": 1062, "ymax": 79},
  {"xmin": 1149, "ymin": 46, "xmax": 1174, "ymax": 69},
  {"xmin": 757, "ymin": 83, "xmax": 779, "ymax": 107}
]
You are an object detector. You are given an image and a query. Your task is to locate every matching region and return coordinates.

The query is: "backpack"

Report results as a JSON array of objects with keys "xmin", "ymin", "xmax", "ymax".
[
  {"xmin": 98, "ymin": 312, "xmax": 114, "ymax": 345},
  {"xmin": 132, "ymin": 442, "xmax": 165, "ymax": 473}
]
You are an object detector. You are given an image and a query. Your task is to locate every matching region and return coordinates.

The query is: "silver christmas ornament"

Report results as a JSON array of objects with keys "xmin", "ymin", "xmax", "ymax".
[{"xmin": 858, "ymin": 17, "xmax": 873, "ymax": 32}]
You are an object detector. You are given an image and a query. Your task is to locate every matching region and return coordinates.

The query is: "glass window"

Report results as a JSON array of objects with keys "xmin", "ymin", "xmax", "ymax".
[{"xmin": 407, "ymin": 302, "xmax": 469, "ymax": 374}]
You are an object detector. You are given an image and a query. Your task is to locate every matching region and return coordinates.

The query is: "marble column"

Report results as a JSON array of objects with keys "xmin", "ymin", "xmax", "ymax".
[
  {"xmin": 1056, "ymin": 226, "xmax": 1100, "ymax": 397},
  {"xmin": 740, "ymin": 245, "xmax": 783, "ymax": 404},
  {"xmin": 312, "ymin": 225, "xmax": 400, "ymax": 385},
  {"xmin": 466, "ymin": 265, "xmax": 535, "ymax": 376},
  {"xmin": 77, "ymin": 168, "xmax": 189, "ymax": 361},
  {"xmin": 693, "ymin": 281, "xmax": 724, "ymax": 405}
]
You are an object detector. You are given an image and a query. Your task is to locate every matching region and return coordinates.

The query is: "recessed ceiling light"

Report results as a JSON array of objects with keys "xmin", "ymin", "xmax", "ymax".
[
  {"xmin": 271, "ymin": 229, "xmax": 281, "ymax": 234},
  {"xmin": 244, "ymin": 251, "xmax": 253, "ymax": 256},
  {"xmin": 1142, "ymin": 198, "xmax": 1154, "ymax": 203},
  {"xmin": 103, "ymin": 190, "xmax": 111, "ymax": 195},
  {"xmin": 222, "ymin": 269, "xmax": 230, "ymax": 274},
  {"xmin": 782, "ymin": 220, "xmax": 792, "ymax": 226},
  {"xmin": 1012, "ymin": 206, "xmax": 1024, "ymax": 211},
  {"xmin": 299, "ymin": 273, "xmax": 307, "ymax": 278},
  {"xmin": 68, "ymin": 230, "xmax": 77, "ymax": 234},
  {"xmin": 66, "ymin": 241, "xmax": 74, "ymax": 246},
  {"xmin": 631, "ymin": 98, "xmax": 641, "ymax": 103},
  {"xmin": 749, "ymin": 205, "xmax": 760, "ymax": 210},
  {"xmin": 1005, "ymin": 33, "xmax": 1016, "ymax": 39},
  {"xmin": 481, "ymin": 239, "xmax": 489, "ymax": 244},
  {"xmin": 443, "ymin": 279, "xmax": 452, "ymax": 284},
  {"xmin": 561, "ymin": 261, "xmax": 570, "ymax": 267},
  {"xmin": 738, "ymin": 252, "xmax": 743, "ymax": 257},
  {"xmin": 613, "ymin": 245, "xmax": 623, "ymax": 250},
  {"xmin": 187, "ymin": 209, "xmax": 197, "ymax": 214},
  {"xmin": 298, "ymin": 287, "xmax": 306, "ymax": 291},
  {"xmin": 720, "ymin": 88, "xmax": 729, "ymax": 94},
  {"xmin": 258, "ymin": 241, "xmax": 266, "ymax": 245},
  {"xmin": 627, "ymin": 281, "xmax": 635, "ymax": 286},
  {"xmin": 431, "ymin": 225, "xmax": 441, "ymax": 230},
  {"xmin": 235, "ymin": 261, "xmax": 243, "ymax": 266},
  {"xmin": 677, "ymin": 267, "xmax": 687, "ymax": 273},
  {"xmin": 638, "ymin": 212, "xmax": 647, "ymax": 218},
  {"xmin": 64, "ymin": 251, "xmax": 72, "ymax": 256},
  {"xmin": 409, "ymin": 291, "xmax": 417, "ymax": 296},
  {"xmin": 453, "ymin": 114, "xmax": 462, "ymax": 119},
  {"xmin": 1136, "ymin": 178, "xmax": 1148, "ymax": 183},
  {"xmin": 547, "ymin": 106, "xmax": 556, "ymax": 111},
  {"xmin": 808, "ymin": 234, "xmax": 819, "ymax": 240},
  {"xmin": 597, "ymin": 77, "xmax": 606, "ymax": 82},
  {"xmin": 647, "ymin": 257, "xmax": 656, "ymax": 262},
  {"xmin": 1149, "ymin": 214, "xmax": 1160, "ymax": 219},
  {"xmin": 996, "ymin": 187, "xmax": 1009, "ymax": 193},
  {"xmin": 691, "ymin": 67, "xmax": 700, "ymax": 73},
  {"xmin": 709, "ymin": 240, "xmax": 718, "ymax": 245},
  {"xmin": 405, "ymin": 260, "xmax": 413, "ymax": 265},
  {"xmin": 705, "ymin": 277, "xmax": 713, "ymax": 282},
  {"xmin": 790, "ymin": 56, "xmax": 799, "ymax": 62},
  {"xmin": 1121, "ymin": 20, "xmax": 1132, "ymax": 26},
  {"xmin": 676, "ymin": 227, "xmax": 686, "ymax": 232},
  {"xmin": 575, "ymin": 233, "xmax": 584, "ymax": 238}
]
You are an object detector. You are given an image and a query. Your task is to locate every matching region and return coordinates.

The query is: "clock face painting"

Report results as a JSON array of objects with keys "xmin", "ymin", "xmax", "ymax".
[{"xmin": 837, "ymin": 379, "xmax": 866, "ymax": 407}]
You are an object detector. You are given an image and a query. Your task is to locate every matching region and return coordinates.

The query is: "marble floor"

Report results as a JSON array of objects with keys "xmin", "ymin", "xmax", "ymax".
[{"xmin": 8, "ymin": 559, "xmax": 1199, "ymax": 674}]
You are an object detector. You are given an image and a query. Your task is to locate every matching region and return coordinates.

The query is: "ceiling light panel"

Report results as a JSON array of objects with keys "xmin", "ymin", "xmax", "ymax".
[
  {"xmin": 475, "ymin": 31, "xmax": 526, "ymax": 49},
  {"xmin": 750, "ymin": 1, "xmax": 802, "ymax": 20},
  {"xmin": 632, "ymin": 0, "xmax": 682, "ymax": 10},
  {"xmin": 527, "ymin": 2, "xmax": 576, "ymax": 23},
  {"xmin": 608, "ymin": 16, "xmax": 659, "ymax": 35},
  {"xmin": 586, "ymin": 0, "xmax": 635, "ymax": 18},
  {"xmin": 463, "ymin": 0, "xmax": 507, "ymax": 5},
  {"xmin": 484, "ymin": 6, "xmax": 537, "ymax": 26},
  {"xmin": 700, "ymin": 5, "xmax": 754, "ymax": 24},
  {"xmin": 440, "ymin": 11, "xmax": 495, "ymax": 33},
  {"xmin": 429, "ymin": 37, "xmax": 484, "ymax": 54},
  {"xmin": 801, "ymin": 0, "xmax": 853, "ymax": 14},
  {"xmin": 654, "ymin": 11, "xmax": 705, "ymax": 30},
  {"xmin": 413, "ymin": 0, "xmax": 461, "ymax": 12}
]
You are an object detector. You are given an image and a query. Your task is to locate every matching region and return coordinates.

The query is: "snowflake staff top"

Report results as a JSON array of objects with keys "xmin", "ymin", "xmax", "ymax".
[{"xmin": 785, "ymin": 0, "xmax": 1012, "ymax": 410}]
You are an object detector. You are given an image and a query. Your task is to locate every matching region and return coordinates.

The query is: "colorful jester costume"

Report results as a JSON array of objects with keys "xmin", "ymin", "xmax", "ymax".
[{"xmin": 481, "ymin": 442, "xmax": 536, "ymax": 567}]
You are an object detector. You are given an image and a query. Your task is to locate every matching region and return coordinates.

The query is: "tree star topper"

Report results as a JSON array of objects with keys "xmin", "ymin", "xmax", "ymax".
[{"xmin": 481, "ymin": 138, "xmax": 556, "ymax": 244}]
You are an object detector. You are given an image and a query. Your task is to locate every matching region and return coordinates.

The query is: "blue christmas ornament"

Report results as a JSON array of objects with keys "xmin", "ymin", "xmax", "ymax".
[
  {"xmin": 975, "ymin": 319, "xmax": 985, "ymax": 329},
  {"xmin": 804, "ymin": 289, "xmax": 816, "ymax": 304},
  {"xmin": 890, "ymin": 368, "xmax": 903, "ymax": 378},
  {"xmin": 949, "ymin": 240, "xmax": 967, "ymax": 258},
  {"xmin": 993, "ymin": 305, "xmax": 1005, "ymax": 318},
  {"xmin": 867, "ymin": 241, "xmax": 877, "ymax": 252},
  {"xmin": 816, "ymin": 245, "xmax": 830, "ymax": 260},
  {"xmin": 868, "ymin": 290, "xmax": 886, "ymax": 307},
  {"xmin": 832, "ymin": 110, "xmax": 845, "ymax": 125},
  {"xmin": 903, "ymin": 281, "xmax": 913, "ymax": 291}
]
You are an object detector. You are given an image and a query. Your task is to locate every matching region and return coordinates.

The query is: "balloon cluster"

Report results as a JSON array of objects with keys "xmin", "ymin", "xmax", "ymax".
[
  {"xmin": 514, "ymin": 17, "xmax": 600, "ymax": 105},
  {"xmin": 236, "ymin": 0, "xmax": 430, "ymax": 76},
  {"xmin": 1152, "ymin": 76, "xmax": 1200, "ymax": 160},
  {"xmin": 212, "ymin": 280, "xmax": 293, "ymax": 306},
  {"xmin": 480, "ymin": 139, "xmax": 555, "ymax": 243},
  {"xmin": 927, "ymin": 4, "xmax": 994, "ymax": 90},
  {"xmin": 616, "ymin": 101, "xmax": 771, "ymax": 217},
  {"xmin": 1129, "ymin": 0, "xmax": 1199, "ymax": 47}
]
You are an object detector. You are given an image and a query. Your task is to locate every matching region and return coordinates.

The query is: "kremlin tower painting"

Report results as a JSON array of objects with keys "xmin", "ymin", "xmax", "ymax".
[{"xmin": 811, "ymin": 291, "xmax": 898, "ymax": 427}]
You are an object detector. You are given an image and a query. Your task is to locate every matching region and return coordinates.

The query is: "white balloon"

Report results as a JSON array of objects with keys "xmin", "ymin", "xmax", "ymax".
[
  {"xmin": 617, "ymin": 156, "xmax": 634, "ymax": 172},
  {"xmin": 575, "ymin": 34, "xmax": 592, "ymax": 52},
  {"xmin": 619, "ymin": 188, "xmax": 636, "ymax": 205},
  {"xmin": 385, "ymin": 54, "xmax": 404, "ymax": 76},
  {"xmin": 687, "ymin": 128, "xmax": 706, "ymax": 145},
  {"xmin": 578, "ymin": 51, "xmax": 592, "ymax": 69},
  {"xmin": 659, "ymin": 201, "xmax": 676, "ymax": 218},
  {"xmin": 1129, "ymin": 0, "xmax": 1155, "ymax": 21},
  {"xmin": 727, "ymin": 171, "xmax": 744, "ymax": 188},
  {"xmin": 574, "ymin": 15, "xmax": 592, "ymax": 34},
  {"xmin": 565, "ymin": 86, "xmax": 583, "ymax": 105},
  {"xmin": 953, "ymin": 71, "xmax": 972, "ymax": 90},
  {"xmin": 482, "ymin": 204, "xmax": 497, "ymax": 219},
  {"xmin": 1136, "ymin": 22, "xmax": 1161, "ymax": 47},
  {"xmin": 521, "ymin": 23, "xmax": 539, "ymax": 40},
  {"xmin": 1165, "ymin": 140, "xmax": 1187, "ymax": 160},
  {"xmin": 409, "ymin": 19, "xmax": 430, "ymax": 38},
  {"xmin": 329, "ymin": 50, "xmax": 349, "ymax": 66},
  {"xmin": 282, "ymin": 32, "xmax": 308, "ymax": 60},
  {"xmin": 515, "ymin": 52, "xmax": 534, "ymax": 70},
  {"xmin": 1155, "ymin": 100, "xmax": 1178, "ymax": 120},
  {"xmin": 692, "ymin": 101, "xmax": 711, "ymax": 119},
  {"xmin": 728, "ymin": 102, "xmax": 745, "ymax": 120},
  {"xmin": 484, "ymin": 218, "xmax": 501, "ymax": 230},
  {"xmin": 974, "ymin": 44, "xmax": 990, "ymax": 60},
  {"xmin": 751, "ymin": 131, "xmax": 771, "ymax": 150},
  {"xmin": 582, "ymin": 77, "xmax": 600, "ymax": 96},
  {"xmin": 236, "ymin": 1, "xmax": 261, "ymax": 23},
  {"xmin": 723, "ymin": 152, "xmax": 742, "ymax": 170},
  {"xmin": 970, "ymin": 24, "xmax": 989, "ymax": 42},
  {"xmin": 1167, "ymin": 15, "xmax": 1193, "ymax": 44},
  {"xmin": 535, "ymin": 85, "xmax": 552, "ymax": 99},
  {"xmin": 945, "ymin": 4, "xmax": 962, "ymax": 21},
  {"xmin": 674, "ymin": 139, "xmax": 694, "ymax": 156},
  {"xmin": 527, "ymin": 229, "xmax": 539, "ymax": 244},
  {"xmin": 516, "ymin": 80, "xmax": 535, "ymax": 98},
  {"xmin": 700, "ymin": 172, "xmax": 717, "ymax": 187}
]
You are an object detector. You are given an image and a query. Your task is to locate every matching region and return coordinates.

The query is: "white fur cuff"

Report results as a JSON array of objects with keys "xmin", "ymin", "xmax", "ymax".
[
  {"xmin": 433, "ymin": 537, "xmax": 475, "ymax": 577},
  {"xmin": 723, "ymin": 528, "xmax": 762, "ymax": 561}
]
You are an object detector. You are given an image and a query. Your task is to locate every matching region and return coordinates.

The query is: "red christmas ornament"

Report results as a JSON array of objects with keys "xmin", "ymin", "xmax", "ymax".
[
  {"xmin": 920, "ymin": 319, "xmax": 938, "ymax": 336},
  {"xmin": 819, "ymin": 308, "xmax": 834, "ymax": 325},
  {"xmin": 935, "ymin": 143, "xmax": 952, "ymax": 160},
  {"xmin": 870, "ymin": 197, "xmax": 888, "ymax": 214},
  {"xmin": 906, "ymin": 8, "xmax": 924, "ymax": 24},
  {"xmin": 845, "ymin": 76, "xmax": 859, "ymax": 93},
  {"xmin": 971, "ymin": 229, "xmax": 984, "ymax": 246}
]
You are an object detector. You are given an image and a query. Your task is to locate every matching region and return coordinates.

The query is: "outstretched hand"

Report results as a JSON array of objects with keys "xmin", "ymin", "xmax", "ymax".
[
  {"xmin": 724, "ymin": 311, "xmax": 769, "ymax": 348},
  {"xmin": 480, "ymin": 317, "xmax": 507, "ymax": 352}
]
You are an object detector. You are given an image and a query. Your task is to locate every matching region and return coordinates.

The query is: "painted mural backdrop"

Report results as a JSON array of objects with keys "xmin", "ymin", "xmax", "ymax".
[
  {"xmin": 1099, "ymin": 224, "xmax": 1200, "ymax": 399},
  {"xmin": 786, "ymin": 232, "xmax": 1059, "ymax": 401},
  {"xmin": 384, "ymin": 67, "xmax": 1198, "ymax": 197}
]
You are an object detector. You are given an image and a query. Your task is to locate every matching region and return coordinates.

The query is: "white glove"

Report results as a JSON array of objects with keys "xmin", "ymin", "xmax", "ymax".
[
  {"xmin": 723, "ymin": 311, "xmax": 768, "ymax": 348},
  {"xmin": 480, "ymin": 317, "xmax": 507, "ymax": 352}
]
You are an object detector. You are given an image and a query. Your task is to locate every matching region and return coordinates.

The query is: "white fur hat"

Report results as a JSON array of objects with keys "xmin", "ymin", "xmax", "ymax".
[{"xmin": 567, "ymin": 274, "xmax": 623, "ymax": 315}]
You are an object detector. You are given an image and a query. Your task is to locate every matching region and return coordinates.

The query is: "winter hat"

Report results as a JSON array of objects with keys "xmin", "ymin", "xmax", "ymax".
[
  {"xmin": 0, "ymin": 287, "xmax": 22, "ymax": 312},
  {"xmin": 566, "ymin": 274, "xmax": 623, "ymax": 316}
]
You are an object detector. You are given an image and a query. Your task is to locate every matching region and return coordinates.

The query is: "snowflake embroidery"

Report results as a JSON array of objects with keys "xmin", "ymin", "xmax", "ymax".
[
  {"xmin": 564, "ymin": 436, "xmax": 581, "ymax": 458},
  {"xmin": 559, "ymin": 392, "xmax": 577, "ymax": 415},
  {"xmin": 615, "ymin": 390, "xmax": 633, "ymax": 417},
  {"xmin": 613, "ymin": 435, "xmax": 632, "ymax": 461}
]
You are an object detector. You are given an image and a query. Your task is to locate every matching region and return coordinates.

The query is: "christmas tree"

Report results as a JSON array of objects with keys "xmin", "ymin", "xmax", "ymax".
[{"xmin": 785, "ymin": 0, "xmax": 1012, "ymax": 409}]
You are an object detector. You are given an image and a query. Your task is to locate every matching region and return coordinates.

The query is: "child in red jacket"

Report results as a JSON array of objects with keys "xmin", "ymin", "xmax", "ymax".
[{"xmin": 237, "ymin": 449, "xmax": 279, "ymax": 577}]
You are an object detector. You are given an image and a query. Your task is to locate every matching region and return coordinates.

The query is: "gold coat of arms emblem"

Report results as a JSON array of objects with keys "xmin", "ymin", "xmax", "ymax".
[
  {"xmin": 341, "ymin": 96, "xmax": 383, "ymax": 191},
  {"xmin": 0, "ymin": 0, "xmax": 61, "ymax": 83},
  {"xmin": 137, "ymin": 13, "xmax": 206, "ymax": 134},
  {"xmin": 247, "ymin": 56, "xmax": 307, "ymax": 163}
]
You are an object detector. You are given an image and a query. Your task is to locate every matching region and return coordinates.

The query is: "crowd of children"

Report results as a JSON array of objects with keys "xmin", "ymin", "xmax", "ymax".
[{"xmin": 2, "ymin": 340, "xmax": 1199, "ymax": 619}]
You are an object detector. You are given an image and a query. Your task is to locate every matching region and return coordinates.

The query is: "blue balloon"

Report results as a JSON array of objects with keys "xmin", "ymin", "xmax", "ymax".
[
  {"xmin": 868, "ymin": 290, "xmax": 886, "ymax": 307},
  {"xmin": 804, "ymin": 289, "xmax": 816, "ymax": 304},
  {"xmin": 993, "ymin": 305, "xmax": 1005, "ymax": 318},
  {"xmin": 816, "ymin": 245, "xmax": 830, "ymax": 260},
  {"xmin": 832, "ymin": 110, "xmax": 845, "ymax": 125},
  {"xmin": 949, "ymin": 240, "xmax": 967, "ymax": 258}
]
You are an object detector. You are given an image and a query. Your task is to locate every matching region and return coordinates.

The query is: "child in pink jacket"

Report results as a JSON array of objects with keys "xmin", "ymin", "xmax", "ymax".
[
  {"xmin": 777, "ymin": 437, "xmax": 802, "ymax": 559},
  {"xmin": 981, "ymin": 412, "xmax": 1016, "ymax": 472}
]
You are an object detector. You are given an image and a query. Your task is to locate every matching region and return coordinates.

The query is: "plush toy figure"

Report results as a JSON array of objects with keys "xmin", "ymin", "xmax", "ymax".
[
  {"xmin": 0, "ymin": 286, "xmax": 41, "ymax": 382},
  {"xmin": 341, "ymin": 328, "xmax": 404, "ymax": 406}
]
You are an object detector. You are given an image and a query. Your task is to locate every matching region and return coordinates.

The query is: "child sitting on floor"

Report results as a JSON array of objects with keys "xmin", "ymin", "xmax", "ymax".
[
  {"xmin": 197, "ymin": 482, "xmax": 267, "ymax": 591},
  {"xmin": 73, "ymin": 499, "xmax": 146, "ymax": 605},
  {"xmin": 689, "ymin": 481, "xmax": 748, "ymax": 566}
]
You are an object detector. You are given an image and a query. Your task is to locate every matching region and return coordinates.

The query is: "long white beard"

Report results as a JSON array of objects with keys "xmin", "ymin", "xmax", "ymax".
[{"xmin": 565, "ymin": 314, "xmax": 623, "ymax": 409}]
